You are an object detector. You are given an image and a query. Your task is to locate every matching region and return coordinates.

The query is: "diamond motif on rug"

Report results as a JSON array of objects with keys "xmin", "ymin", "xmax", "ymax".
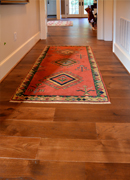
[
  {"xmin": 48, "ymin": 73, "xmax": 77, "ymax": 86},
  {"xmin": 54, "ymin": 58, "xmax": 77, "ymax": 66},
  {"xmin": 42, "ymin": 71, "xmax": 83, "ymax": 90}
]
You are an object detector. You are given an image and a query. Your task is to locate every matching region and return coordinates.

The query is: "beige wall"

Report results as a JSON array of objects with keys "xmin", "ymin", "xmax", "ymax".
[
  {"xmin": 103, "ymin": 0, "xmax": 113, "ymax": 41},
  {"xmin": 97, "ymin": 0, "xmax": 113, "ymax": 41},
  {"xmin": 0, "ymin": 0, "xmax": 40, "ymax": 81}
]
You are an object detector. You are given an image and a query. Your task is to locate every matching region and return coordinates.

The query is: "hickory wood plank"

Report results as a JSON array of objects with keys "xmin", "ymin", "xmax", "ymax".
[
  {"xmin": 108, "ymin": 98, "xmax": 130, "ymax": 110},
  {"xmin": 0, "ymin": 120, "xmax": 97, "ymax": 139},
  {"xmin": 1, "ymin": 100, "xmax": 130, "ymax": 125},
  {"xmin": 0, "ymin": 106, "xmax": 55, "ymax": 121},
  {"xmin": 36, "ymin": 138, "xmax": 130, "ymax": 163},
  {"xmin": 0, "ymin": 159, "xmax": 85, "ymax": 180},
  {"xmin": 1, "ymin": 101, "xmax": 130, "ymax": 123},
  {"xmin": 97, "ymin": 63, "xmax": 125, "ymax": 71},
  {"xmin": 106, "ymin": 89, "xmax": 130, "ymax": 98},
  {"xmin": 96, "ymin": 123, "xmax": 130, "ymax": 140},
  {"xmin": 97, "ymin": 61, "xmax": 126, "ymax": 68},
  {"xmin": 0, "ymin": 159, "xmax": 130, "ymax": 180},
  {"xmin": 54, "ymin": 108, "xmax": 130, "ymax": 122},
  {"xmin": 7, "ymin": 107, "xmax": 55, "ymax": 121},
  {"xmin": 100, "ymin": 69, "xmax": 129, "ymax": 77},
  {"xmin": 0, "ymin": 136, "xmax": 40, "ymax": 159},
  {"xmin": 103, "ymin": 76, "xmax": 130, "ymax": 90},
  {"xmin": 84, "ymin": 163, "xmax": 130, "ymax": 180}
]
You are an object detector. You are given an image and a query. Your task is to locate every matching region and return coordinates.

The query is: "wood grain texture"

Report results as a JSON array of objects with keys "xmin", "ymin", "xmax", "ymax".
[
  {"xmin": 37, "ymin": 138, "xmax": 130, "ymax": 163},
  {"xmin": 96, "ymin": 123, "xmax": 130, "ymax": 140},
  {"xmin": 7, "ymin": 107, "xmax": 55, "ymax": 121},
  {"xmin": 0, "ymin": 120, "xmax": 97, "ymax": 139},
  {"xmin": 1, "ymin": 159, "xmax": 130, "ymax": 180},
  {"xmin": 0, "ymin": 159, "xmax": 85, "ymax": 180},
  {"xmin": 84, "ymin": 163, "xmax": 130, "ymax": 180},
  {"xmin": 0, "ymin": 136, "xmax": 40, "ymax": 159},
  {"xmin": 54, "ymin": 108, "xmax": 130, "ymax": 122}
]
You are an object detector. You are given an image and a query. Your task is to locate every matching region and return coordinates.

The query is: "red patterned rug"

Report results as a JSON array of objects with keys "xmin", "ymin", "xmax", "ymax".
[{"xmin": 11, "ymin": 46, "xmax": 110, "ymax": 104}]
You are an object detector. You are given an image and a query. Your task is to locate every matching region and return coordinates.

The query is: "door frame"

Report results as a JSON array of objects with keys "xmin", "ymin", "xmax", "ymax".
[{"xmin": 39, "ymin": 0, "xmax": 103, "ymax": 40}]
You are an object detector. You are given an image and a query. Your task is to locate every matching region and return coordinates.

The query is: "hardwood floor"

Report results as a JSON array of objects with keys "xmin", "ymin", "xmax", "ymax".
[{"xmin": 0, "ymin": 18, "xmax": 130, "ymax": 179}]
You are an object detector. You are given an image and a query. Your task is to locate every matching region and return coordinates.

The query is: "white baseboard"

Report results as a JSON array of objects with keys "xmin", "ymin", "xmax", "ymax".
[
  {"xmin": 0, "ymin": 32, "xmax": 40, "ymax": 82},
  {"xmin": 113, "ymin": 43, "xmax": 130, "ymax": 73}
]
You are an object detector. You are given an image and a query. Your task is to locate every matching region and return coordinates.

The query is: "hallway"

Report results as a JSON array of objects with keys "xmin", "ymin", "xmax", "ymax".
[{"xmin": 0, "ymin": 18, "xmax": 130, "ymax": 179}]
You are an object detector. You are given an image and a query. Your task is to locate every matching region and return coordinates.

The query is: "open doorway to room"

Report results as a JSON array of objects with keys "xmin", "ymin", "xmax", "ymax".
[
  {"xmin": 47, "ymin": 0, "xmax": 57, "ymax": 19},
  {"xmin": 64, "ymin": 0, "xmax": 97, "ymax": 18},
  {"xmin": 39, "ymin": 0, "xmax": 98, "ymax": 40},
  {"xmin": 62, "ymin": 0, "xmax": 97, "ymax": 30}
]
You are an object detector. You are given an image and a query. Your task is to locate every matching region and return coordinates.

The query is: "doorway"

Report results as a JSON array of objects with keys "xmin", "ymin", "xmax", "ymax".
[
  {"xmin": 66, "ymin": 0, "xmax": 94, "ymax": 17},
  {"xmin": 47, "ymin": 0, "xmax": 56, "ymax": 18}
]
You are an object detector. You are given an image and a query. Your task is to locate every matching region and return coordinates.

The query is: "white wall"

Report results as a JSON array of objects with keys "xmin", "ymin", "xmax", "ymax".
[
  {"xmin": 0, "ymin": 0, "xmax": 40, "ymax": 82},
  {"xmin": 97, "ymin": 0, "xmax": 104, "ymax": 40},
  {"xmin": 97, "ymin": 0, "xmax": 113, "ymax": 41},
  {"xmin": 113, "ymin": 0, "xmax": 130, "ymax": 73}
]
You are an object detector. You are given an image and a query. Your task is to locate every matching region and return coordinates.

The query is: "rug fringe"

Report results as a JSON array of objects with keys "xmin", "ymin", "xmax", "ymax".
[{"xmin": 10, "ymin": 100, "xmax": 111, "ymax": 104}]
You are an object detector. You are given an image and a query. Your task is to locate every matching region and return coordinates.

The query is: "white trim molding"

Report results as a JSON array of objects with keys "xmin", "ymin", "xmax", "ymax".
[{"xmin": 114, "ymin": 43, "xmax": 130, "ymax": 73}]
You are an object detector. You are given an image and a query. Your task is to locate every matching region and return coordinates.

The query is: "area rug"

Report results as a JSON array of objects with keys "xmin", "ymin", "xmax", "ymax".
[
  {"xmin": 47, "ymin": 21, "xmax": 73, "ymax": 26},
  {"xmin": 11, "ymin": 46, "xmax": 110, "ymax": 104}
]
